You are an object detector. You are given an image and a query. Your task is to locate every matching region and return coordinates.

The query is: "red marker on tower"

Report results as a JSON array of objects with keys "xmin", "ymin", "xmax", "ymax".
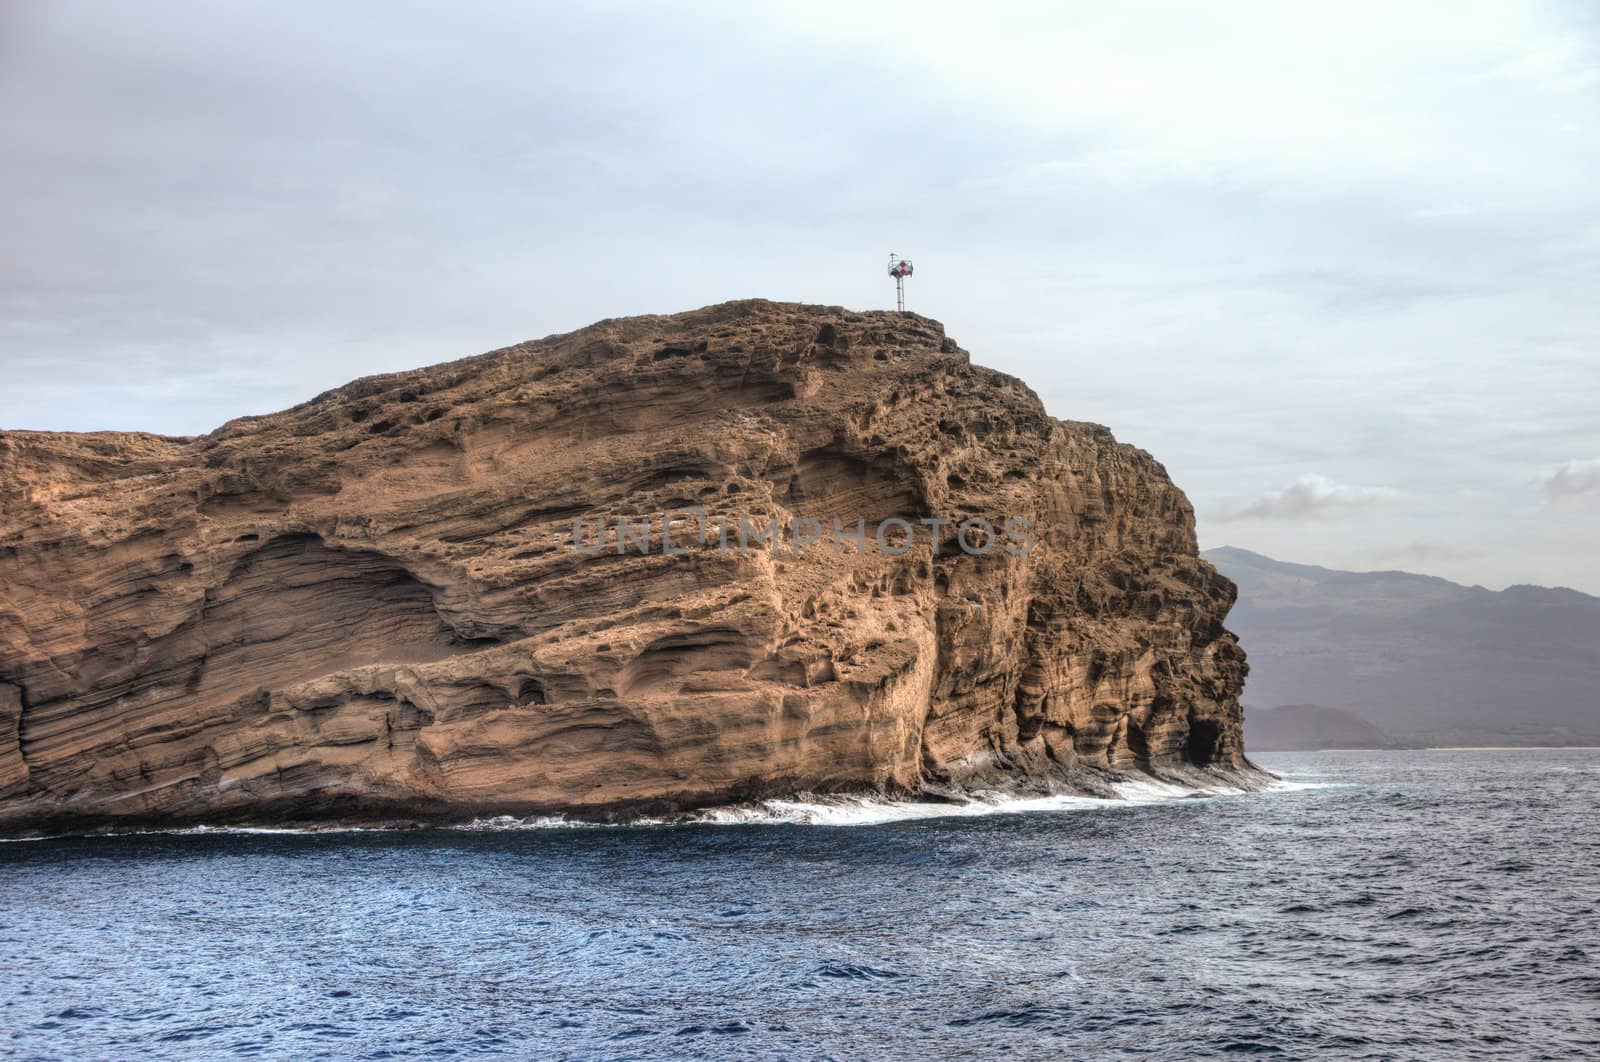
[{"xmin": 887, "ymin": 253, "xmax": 914, "ymax": 312}]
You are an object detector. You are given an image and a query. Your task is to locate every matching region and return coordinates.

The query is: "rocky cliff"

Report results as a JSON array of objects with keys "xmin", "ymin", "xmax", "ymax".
[{"xmin": 0, "ymin": 301, "xmax": 1257, "ymax": 835}]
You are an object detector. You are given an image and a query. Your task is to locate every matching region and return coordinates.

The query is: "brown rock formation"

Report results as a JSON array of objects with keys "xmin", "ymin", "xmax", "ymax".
[{"xmin": 0, "ymin": 300, "xmax": 1258, "ymax": 835}]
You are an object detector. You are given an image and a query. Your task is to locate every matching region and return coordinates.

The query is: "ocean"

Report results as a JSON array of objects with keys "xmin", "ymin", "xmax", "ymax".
[{"xmin": 3, "ymin": 749, "xmax": 1597, "ymax": 1060}]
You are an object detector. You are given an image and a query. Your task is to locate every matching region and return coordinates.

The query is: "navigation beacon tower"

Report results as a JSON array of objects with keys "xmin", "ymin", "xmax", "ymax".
[{"xmin": 887, "ymin": 253, "xmax": 913, "ymax": 312}]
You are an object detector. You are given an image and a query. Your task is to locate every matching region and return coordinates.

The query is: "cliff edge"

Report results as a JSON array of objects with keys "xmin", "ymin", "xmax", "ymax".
[{"xmin": 0, "ymin": 300, "xmax": 1259, "ymax": 834}]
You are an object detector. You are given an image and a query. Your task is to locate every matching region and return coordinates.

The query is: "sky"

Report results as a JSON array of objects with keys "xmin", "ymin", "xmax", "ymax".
[{"xmin": 2, "ymin": 1, "xmax": 1598, "ymax": 592}]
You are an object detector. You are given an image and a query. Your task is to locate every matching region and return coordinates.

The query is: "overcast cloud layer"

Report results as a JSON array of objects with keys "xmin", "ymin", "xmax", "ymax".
[{"xmin": 3, "ymin": 1, "xmax": 1597, "ymax": 591}]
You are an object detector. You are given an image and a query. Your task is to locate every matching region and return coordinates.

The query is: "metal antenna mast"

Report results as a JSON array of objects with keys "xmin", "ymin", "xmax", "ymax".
[{"xmin": 887, "ymin": 253, "xmax": 914, "ymax": 312}]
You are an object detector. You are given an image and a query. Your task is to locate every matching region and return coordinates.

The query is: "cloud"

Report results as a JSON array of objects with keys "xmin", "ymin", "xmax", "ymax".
[
  {"xmin": 1215, "ymin": 474, "xmax": 1402, "ymax": 522},
  {"xmin": 1539, "ymin": 458, "xmax": 1600, "ymax": 499},
  {"xmin": 1, "ymin": 4, "xmax": 1598, "ymax": 591}
]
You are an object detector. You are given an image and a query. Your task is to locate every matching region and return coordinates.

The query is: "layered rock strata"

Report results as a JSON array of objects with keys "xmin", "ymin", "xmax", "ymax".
[{"xmin": 0, "ymin": 300, "xmax": 1260, "ymax": 834}]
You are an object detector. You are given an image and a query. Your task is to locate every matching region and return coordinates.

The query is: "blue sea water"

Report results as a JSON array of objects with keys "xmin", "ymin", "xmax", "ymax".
[{"xmin": 3, "ymin": 749, "xmax": 1598, "ymax": 1060}]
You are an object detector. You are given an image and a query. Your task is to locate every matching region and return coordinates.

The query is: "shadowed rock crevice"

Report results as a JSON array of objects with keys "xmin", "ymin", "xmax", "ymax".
[
  {"xmin": 194, "ymin": 533, "xmax": 479, "ymax": 692},
  {"xmin": 1186, "ymin": 716, "xmax": 1223, "ymax": 767},
  {"xmin": 777, "ymin": 445, "xmax": 925, "ymax": 527}
]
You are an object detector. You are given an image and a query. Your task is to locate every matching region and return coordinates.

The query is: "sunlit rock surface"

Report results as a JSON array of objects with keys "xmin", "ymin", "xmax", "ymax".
[{"xmin": 0, "ymin": 300, "xmax": 1261, "ymax": 834}]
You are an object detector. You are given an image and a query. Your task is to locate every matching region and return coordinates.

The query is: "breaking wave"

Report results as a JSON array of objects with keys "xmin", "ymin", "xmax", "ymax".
[
  {"xmin": 0, "ymin": 775, "xmax": 1337, "ymax": 841},
  {"xmin": 454, "ymin": 774, "xmax": 1334, "ymax": 831}
]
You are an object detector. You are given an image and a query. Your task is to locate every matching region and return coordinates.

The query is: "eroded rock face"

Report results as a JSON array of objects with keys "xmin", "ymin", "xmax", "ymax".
[{"xmin": 0, "ymin": 300, "xmax": 1256, "ymax": 834}]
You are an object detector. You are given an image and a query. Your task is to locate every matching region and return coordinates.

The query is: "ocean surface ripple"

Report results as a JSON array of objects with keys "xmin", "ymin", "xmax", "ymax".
[{"xmin": 3, "ymin": 749, "xmax": 1598, "ymax": 1060}]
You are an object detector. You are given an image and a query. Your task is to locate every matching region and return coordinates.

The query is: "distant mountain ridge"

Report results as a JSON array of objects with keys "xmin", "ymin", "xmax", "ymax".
[
  {"xmin": 1205, "ymin": 546, "xmax": 1600, "ymax": 747},
  {"xmin": 1244, "ymin": 704, "xmax": 1404, "ymax": 751}
]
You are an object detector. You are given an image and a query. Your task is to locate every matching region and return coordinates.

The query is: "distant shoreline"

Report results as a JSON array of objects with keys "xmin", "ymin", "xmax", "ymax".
[
  {"xmin": 1256, "ymin": 746, "xmax": 1600, "ymax": 753},
  {"xmin": 1423, "ymin": 745, "xmax": 1600, "ymax": 751}
]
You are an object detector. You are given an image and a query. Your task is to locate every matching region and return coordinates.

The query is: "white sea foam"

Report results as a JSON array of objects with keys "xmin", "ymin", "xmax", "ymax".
[
  {"xmin": 693, "ymin": 792, "xmax": 1111, "ymax": 826},
  {"xmin": 710, "ymin": 778, "xmax": 1345, "ymax": 827},
  {"xmin": 1261, "ymin": 777, "xmax": 1339, "ymax": 792},
  {"xmin": 454, "ymin": 813, "xmax": 670, "ymax": 831},
  {"xmin": 1, "ymin": 775, "xmax": 1340, "ymax": 840},
  {"xmin": 449, "ymin": 774, "xmax": 1333, "ymax": 831}
]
